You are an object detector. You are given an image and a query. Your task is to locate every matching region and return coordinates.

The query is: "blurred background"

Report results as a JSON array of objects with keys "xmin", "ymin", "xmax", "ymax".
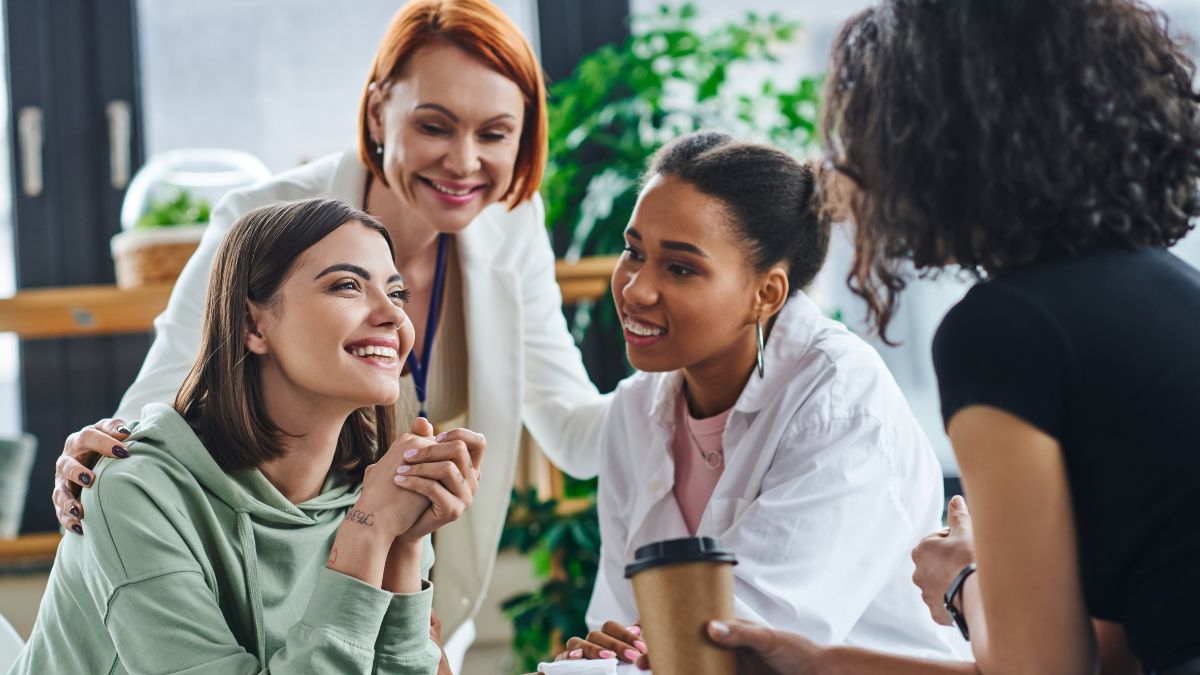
[{"xmin": 0, "ymin": 1, "xmax": 1198, "ymax": 672}]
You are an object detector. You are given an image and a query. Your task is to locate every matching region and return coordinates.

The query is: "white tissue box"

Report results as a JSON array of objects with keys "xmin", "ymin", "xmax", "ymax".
[{"xmin": 536, "ymin": 657, "xmax": 619, "ymax": 674}]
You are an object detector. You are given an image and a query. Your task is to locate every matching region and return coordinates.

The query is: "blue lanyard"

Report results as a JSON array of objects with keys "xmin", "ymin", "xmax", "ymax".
[{"xmin": 406, "ymin": 233, "xmax": 449, "ymax": 420}]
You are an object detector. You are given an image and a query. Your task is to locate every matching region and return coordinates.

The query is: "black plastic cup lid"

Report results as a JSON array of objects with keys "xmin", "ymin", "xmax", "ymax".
[{"xmin": 624, "ymin": 536, "xmax": 737, "ymax": 578}]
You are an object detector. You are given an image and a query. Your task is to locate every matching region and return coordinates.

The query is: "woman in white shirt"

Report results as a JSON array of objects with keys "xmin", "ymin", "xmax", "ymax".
[
  {"xmin": 48, "ymin": 0, "xmax": 606, "ymax": 666},
  {"xmin": 556, "ymin": 132, "xmax": 965, "ymax": 667}
]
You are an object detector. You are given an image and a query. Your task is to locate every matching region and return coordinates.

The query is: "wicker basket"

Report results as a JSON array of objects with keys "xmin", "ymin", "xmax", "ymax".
[{"xmin": 110, "ymin": 225, "xmax": 207, "ymax": 288}]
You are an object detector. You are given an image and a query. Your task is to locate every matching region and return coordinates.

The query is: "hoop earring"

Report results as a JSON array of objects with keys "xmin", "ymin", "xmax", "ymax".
[{"xmin": 756, "ymin": 318, "xmax": 765, "ymax": 378}]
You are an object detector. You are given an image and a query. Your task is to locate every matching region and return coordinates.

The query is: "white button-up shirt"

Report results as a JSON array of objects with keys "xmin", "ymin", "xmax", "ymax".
[{"xmin": 586, "ymin": 293, "xmax": 968, "ymax": 659}]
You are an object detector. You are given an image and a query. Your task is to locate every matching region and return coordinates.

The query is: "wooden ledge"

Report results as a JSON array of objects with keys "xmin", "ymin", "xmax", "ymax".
[
  {"xmin": 0, "ymin": 532, "xmax": 61, "ymax": 565},
  {"xmin": 0, "ymin": 283, "xmax": 173, "ymax": 339},
  {"xmin": 0, "ymin": 257, "xmax": 622, "ymax": 547},
  {"xmin": 0, "ymin": 256, "xmax": 619, "ymax": 340}
]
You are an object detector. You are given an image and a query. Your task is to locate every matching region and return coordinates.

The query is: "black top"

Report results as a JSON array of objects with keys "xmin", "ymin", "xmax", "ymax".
[{"xmin": 933, "ymin": 247, "xmax": 1200, "ymax": 671}]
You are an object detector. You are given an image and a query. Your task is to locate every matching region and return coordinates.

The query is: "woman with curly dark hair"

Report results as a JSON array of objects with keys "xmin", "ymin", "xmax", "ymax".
[{"xmin": 702, "ymin": 1, "xmax": 1200, "ymax": 674}]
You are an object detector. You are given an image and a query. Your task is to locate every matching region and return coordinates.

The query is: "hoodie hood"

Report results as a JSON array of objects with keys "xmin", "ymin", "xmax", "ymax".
[
  {"xmin": 125, "ymin": 403, "xmax": 365, "ymax": 667},
  {"xmin": 128, "ymin": 403, "xmax": 360, "ymax": 526},
  {"xmin": 11, "ymin": 399, "xmax": 440, "ymax": 675}
]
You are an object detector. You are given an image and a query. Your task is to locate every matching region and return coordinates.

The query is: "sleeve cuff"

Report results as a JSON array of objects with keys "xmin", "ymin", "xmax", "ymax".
[
  {"xmin": 302, "ymin": 567, "xmax": 393, "ymax": 642},
  {"xmin": 375, "ymin": 579, "xmax": 436, "ymax": 656}
]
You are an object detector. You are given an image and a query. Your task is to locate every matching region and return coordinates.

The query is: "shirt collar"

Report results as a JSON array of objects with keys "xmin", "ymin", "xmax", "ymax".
[
  {"xmin": 649, "ymin": 369, "xmax": 685, "ymax": 428},
  {"xmin": 331, "ymin": 148, "xmax": 367, "ymax": 207},
  {"xmin": 736, "ymin": 292, "xmax": 824, "ymax": 414},
  {"xmin": 645, "ymin": 292, "xmax": 826, "ymax": 421}
]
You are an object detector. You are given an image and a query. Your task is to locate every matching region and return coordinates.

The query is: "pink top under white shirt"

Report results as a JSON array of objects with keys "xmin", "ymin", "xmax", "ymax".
[
  {"xmin": 587, "ymin": 293, "xmax": 967, "ymax": 659},
  {"xmin": 670, "ymin": 394, "xmax": 731, "ymax": 535}
]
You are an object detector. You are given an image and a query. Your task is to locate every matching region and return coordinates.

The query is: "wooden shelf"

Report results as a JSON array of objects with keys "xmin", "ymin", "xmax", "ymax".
[
  {"xmin": 0, "ymin": 256, "xmax": 619, "ymax": 340},
  {"xmin": 0, "ymin": 283, "xmax": 173, "ymax": 339},
  {"xmin": 0, "ymin": 256, "xmax": 620, "ymax": 556},
  {"xmin": 0, "ymin": 532, "xmax": 61, "ymax": 565}
]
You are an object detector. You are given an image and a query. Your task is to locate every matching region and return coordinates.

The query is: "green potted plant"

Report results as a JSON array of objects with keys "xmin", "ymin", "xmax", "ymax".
[
  {"xmin": 498, "ymin": 485, "xmax": 600, "ymax": 671},
  {"xmin": 110, "ymin": 149, "xmax": 269, "ymax": 288},
  {"xmin": 110, "ymin": 189, "xmax": 211, "ymax": 288}
]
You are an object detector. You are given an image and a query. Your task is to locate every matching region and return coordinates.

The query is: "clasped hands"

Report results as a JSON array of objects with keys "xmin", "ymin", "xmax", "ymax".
[{"xmin": 355, "ymin": 416, "xmax": 486, "ymax": 543}]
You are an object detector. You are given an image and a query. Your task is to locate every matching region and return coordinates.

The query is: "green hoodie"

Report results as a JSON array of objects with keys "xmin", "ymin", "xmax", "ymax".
[{"xmin": 11, "ymin": 403, "xmax": 441, "ymax": 674}]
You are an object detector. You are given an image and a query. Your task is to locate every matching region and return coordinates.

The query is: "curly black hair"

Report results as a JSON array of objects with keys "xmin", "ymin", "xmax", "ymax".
[{"xmin": 822, "ymin": 0, "xmax": 1200, "ymax": 340}]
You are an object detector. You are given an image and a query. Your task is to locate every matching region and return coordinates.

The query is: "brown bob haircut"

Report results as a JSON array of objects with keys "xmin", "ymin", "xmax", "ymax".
[
  {"xmin": 357, "ymin": 0, "xmax": 548, "ymax": 208},
  {"xmin": 175, "ymin": 198, "xmax": 398, "ymax": 473},
  {"xmin": 823, "ymin": 0, "xmax": 1200, "ymax": 342}
]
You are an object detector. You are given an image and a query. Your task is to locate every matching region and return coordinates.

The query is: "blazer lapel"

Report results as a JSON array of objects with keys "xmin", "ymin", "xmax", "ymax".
[
  {"xmin": 328, "ymin": 148, "xmax": 368, "ymax": 206},
  {"xmin": 432, "ymin": 206, "xmax": 522, "ymax": 634}
]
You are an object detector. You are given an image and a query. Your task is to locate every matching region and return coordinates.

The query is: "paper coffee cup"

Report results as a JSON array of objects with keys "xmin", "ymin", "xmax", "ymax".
[{"xmin": 624, "ymin": 537, "xmax": 738, "ymax": 675}]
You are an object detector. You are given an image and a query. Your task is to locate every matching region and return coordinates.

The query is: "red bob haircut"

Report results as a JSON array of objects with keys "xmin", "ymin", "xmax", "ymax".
[{"xmin": 357, "ymin": 0, "xmax": 547, "ymax": 208}]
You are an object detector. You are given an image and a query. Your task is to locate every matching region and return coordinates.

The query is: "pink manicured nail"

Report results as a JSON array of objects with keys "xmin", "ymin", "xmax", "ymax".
[
  {"xmin": 623, "ymin": 649, "xmax": 639, "ymax": 662},
  {"xmin": 569, "ymin": 649, "xmax": 583, "ymax": 658},
  {"xmin": 395, "ymin": 465, "xmax": 411, "ymax": 474},
  {"xmin": 436, "ymin": 432, "xmax": 447, "ymax": 442},
  {"xmin": 627, "ymin": 625, "xmax": 641, "ymax": 636},
  {"xmin": 635, "ymin": 640, "xmax": 647, "ymax": 653},
  {"xmin": 599, "ymin": 649, "xmax": 616, "ymax": 659},
  {"xmin": 404, "ymin": 449, "xmax": 418, "ymax": 460},
  {"xmin": 394, "ymin": 476, "xmax": 407, "ymax": 483}
]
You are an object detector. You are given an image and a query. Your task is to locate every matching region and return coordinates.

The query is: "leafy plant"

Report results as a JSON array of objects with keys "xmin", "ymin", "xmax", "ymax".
[
  {"xmin": 498, "ymin": 487, "xmax": 601, "ymax": 673},
  {"xmin": 543, "ymin": 3, "xmax": 821, "ymax": 263},
  {"xmin": 134, "ymin": 189, "xmax": 211, "ymax": 229}
]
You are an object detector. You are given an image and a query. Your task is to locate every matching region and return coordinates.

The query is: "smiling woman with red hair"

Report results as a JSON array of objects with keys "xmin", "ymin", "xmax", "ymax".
[
  {"xmin": 358, "ymin": 0, "xmax": 547, "ymax": 207},
  {"xmin": 48, "ymin": 1, "xmax": 608, "ymax": 668}
]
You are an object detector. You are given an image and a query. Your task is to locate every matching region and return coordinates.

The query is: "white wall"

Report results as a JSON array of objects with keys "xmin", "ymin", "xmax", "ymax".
[{"xmin": 135, "ymin": 0, "xmax": 539, "ymax": 173}]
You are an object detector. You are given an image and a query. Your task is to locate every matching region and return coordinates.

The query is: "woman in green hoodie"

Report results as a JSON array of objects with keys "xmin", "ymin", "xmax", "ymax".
[{"xmin": 11, "ymin": 198, "xmax": 481, "ymax": 674}]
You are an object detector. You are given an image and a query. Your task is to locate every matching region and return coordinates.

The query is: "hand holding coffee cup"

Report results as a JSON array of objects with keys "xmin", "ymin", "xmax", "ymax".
[{"xmin": 624, "ymin": 537, "xmax": 738, "ymax": 675}]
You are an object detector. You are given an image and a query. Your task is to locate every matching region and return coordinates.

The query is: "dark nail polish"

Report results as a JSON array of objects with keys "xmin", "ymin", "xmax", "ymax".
[
  {"xmin": 113, "ymin": 446, "xmax": 130, "ymax": 458},
  {"xmin": 116, "ymin": 426, "xmax": 131, "ymax": 435},
  {"xmin": 71, "ymin": 524, "xmax": 83, "ymax": 535},
  {"xmin": 69, "ymin": 505, "xmax": 80, "ymax": 518},
  {"xmin": 79, "ymin": 473, "xmax": 92, "ymax": 486}
]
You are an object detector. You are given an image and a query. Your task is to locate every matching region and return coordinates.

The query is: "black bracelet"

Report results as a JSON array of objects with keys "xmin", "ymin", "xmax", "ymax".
[{"xmin": 943, "ymin": 563, "xmax": 977, "ymax": 641}]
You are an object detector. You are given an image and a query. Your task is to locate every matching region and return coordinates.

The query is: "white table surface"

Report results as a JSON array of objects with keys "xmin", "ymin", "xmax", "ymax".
[{"xmin": 534, "ymin": 660, "xmax": 650, "ymax": 674}]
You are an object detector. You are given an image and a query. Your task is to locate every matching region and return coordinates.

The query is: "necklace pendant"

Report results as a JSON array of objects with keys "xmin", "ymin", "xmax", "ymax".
[{"xmin": 704, "ymin": 451, "xmax": 724, "ymax": 470}]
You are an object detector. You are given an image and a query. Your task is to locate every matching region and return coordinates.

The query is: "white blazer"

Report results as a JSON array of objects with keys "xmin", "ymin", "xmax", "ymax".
[
  {"xmin": 586, "ymin": 294, "xmax": 968, "ymax": 659},
  {"xmin": 116, "ymin": 149, "xmax": 611, "ymax": 638}
]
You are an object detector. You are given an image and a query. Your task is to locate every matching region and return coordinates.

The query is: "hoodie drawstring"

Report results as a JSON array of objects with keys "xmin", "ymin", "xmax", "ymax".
[{"xmin": 237, "ymin": 510, "xmax": 268, "ymax": 670}]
